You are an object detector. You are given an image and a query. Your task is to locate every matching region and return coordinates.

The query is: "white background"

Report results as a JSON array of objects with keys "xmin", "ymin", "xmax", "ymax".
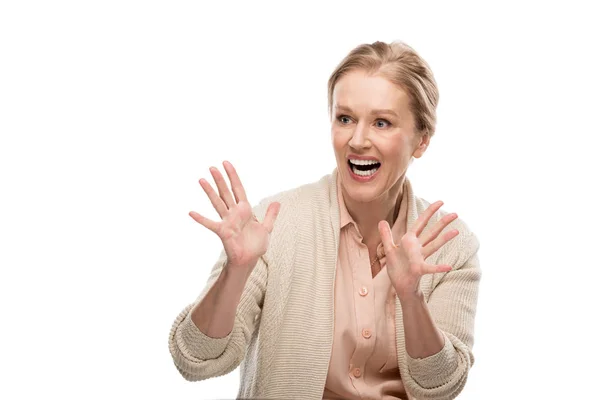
[{"xmin": 1, "ymin": 1, "xmax": 599, "ymax": 399}]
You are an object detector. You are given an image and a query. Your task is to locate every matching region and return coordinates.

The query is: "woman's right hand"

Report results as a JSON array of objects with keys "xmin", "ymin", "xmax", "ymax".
[{"xmin": 189, "ymin": 161, "xmax": 281, "ymax": 272}]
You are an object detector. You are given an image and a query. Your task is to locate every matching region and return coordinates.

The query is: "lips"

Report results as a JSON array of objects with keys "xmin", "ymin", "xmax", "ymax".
[{"xmin": 347, "ymin": 159, "xmax": 381, "ymax": 181}]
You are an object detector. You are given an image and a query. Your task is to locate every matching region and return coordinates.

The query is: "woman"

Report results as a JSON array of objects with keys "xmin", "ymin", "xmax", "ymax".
[{"xmin": 168, "ymin": 41, "xmax": 481, "ymax": 400}]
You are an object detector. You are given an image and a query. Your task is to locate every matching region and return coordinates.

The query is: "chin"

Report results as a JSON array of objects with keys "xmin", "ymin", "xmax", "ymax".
[{"xmin": 343, "ymin": 180, "xmax": 382, "ymax": 202}]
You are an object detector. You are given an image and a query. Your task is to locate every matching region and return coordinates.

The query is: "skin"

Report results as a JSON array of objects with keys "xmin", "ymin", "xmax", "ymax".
[
  {"xmin": 331, "ymin": 69, "xmax": 461, "ymax": 358},
  {"xmin": 188, "ymin": 161, "xmax": 280, "ymax": 338},
  {"xmin": 331, "ymin": 70, "xmax": 428, "ymax": 255}
]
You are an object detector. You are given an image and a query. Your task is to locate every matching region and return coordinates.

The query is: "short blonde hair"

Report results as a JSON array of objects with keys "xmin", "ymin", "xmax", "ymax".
[{"xmin": 327, "ymin": 41, "xmax": 439, "ymax": 138}]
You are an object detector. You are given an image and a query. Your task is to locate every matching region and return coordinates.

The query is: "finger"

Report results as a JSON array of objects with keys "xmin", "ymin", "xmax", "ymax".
[
  {"xmin": 261, "ymin": 202, "xmax": 281, "ymax": 234},
  {"xmin": 210, "ymin": 166, "xmax": 236, "ymax": 209},
  {"xmin": 422, "ymin": 262, "xmax": 452, "ymax": 274},
  {"xmin": 223, "ymin": 160, "xmax": 248, "ymax": 204},
  {"xmin": 420, "ymin": 212, "xmax": 458, "ymax": 248},
  {"xmin": 411, "ymin": 200, "xmax": 444, "ymax": 237},
  {"xmin": 189, "ymin": 210, "xmax": 219, "ymax": 233},
  {"xmin": 199, "ymin": 178, "xmax": 228, "ymax": 218},
  {"xmin": 378, "ymin": 220, "xmax": 397, "ymax": 251},
  {"xmin": 422, "ymin": 229, "xmax": 460, "ymax": 259}
]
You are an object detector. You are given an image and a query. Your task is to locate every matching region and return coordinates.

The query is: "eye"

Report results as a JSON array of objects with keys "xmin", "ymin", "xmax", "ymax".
[
  {"xmin": 375, "ymin": 119, "xmax": 391, "ymax": 128},
  {"xmin": 337, "ymin": 115, "xmax": 352, "ymax": 125}
]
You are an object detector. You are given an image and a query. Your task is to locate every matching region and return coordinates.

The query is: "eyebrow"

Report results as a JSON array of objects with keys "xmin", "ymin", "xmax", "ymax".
[{"xmin": 334, "ymin": 105, "xmax": 399, "ymax": 118}]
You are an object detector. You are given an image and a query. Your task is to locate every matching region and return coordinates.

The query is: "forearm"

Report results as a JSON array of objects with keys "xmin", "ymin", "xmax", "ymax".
[
  {"xmin": 190, "ymin": 262, "xmax": 253, "ymax": 339},
  {"xmin": 391, "ymin": 246, "xmax": 480, "ymax": 398},
  {"xmin": 397, "ymin": 289, "xmax": 445, "ymax": 359}
]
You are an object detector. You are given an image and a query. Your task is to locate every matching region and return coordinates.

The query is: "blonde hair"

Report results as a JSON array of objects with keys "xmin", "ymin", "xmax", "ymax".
[{"xmin": 327, "ymin": 41, "xmax": 439, "ymax": 138}]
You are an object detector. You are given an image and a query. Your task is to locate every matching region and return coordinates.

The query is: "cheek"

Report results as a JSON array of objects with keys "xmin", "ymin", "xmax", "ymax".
[
  {"xmin": 331, "ymin": 128, "xmax": 346, "ymax": 152},
  {"xmin": 380, "ymin": 144, "xmax": 411, "ymax": 167}
]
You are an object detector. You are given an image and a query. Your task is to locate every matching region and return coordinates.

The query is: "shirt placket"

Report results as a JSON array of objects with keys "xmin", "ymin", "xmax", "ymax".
[{"xmin": 348, "ymin": 235, "xmax": 377, "ymax": 396}]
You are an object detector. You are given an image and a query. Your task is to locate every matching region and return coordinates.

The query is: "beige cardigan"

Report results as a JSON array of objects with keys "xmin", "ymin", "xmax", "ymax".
[{"xmin": 168, "ymin": 168, "xmax": 481, "ymax": 400}]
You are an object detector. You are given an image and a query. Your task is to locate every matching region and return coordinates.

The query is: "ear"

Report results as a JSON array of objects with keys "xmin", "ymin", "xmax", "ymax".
[{"xmin": 412, "ymin": 133, "xmax": 430, "ymax": 159}]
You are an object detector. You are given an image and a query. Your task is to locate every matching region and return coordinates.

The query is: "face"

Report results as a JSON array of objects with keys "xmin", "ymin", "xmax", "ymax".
[{"xmin": 331, "ymin": 69, "xmax": 429, "ymax": 203}]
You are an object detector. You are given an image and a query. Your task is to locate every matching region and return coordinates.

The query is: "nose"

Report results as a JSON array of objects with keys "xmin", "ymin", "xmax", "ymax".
[{"xmin": 348, "ymin": 122, "xmax": 371, "ymax": 150}]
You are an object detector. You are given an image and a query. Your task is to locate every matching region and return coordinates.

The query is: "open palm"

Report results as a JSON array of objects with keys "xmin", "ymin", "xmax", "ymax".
[
  {"xmin": 189, "ymin": 161, "xmax": 280, "ymax": 269},
  {"xmin": 378, "ymin": 201, "xmax": 460, "ymax": 296}
]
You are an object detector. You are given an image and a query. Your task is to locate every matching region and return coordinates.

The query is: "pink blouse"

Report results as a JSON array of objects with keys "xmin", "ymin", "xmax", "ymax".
[{"xmin": 322, "ymin": 177, "xmax": 410, "ymax": 400}]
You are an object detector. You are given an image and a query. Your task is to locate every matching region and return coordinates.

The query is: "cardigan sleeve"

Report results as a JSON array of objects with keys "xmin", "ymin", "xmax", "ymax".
[
  {"xmin": 168, "ymin": 247, "xmax": 267, "ymax": 381},
  {"xmin": 403, "ymin": 241, "xmax": 482, "ymax": 400}
]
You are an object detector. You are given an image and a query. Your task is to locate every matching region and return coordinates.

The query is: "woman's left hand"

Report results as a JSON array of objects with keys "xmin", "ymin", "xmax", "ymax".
[{"xmin": 378, "ymin": 201, "xmax": 460, "ymax": 298}]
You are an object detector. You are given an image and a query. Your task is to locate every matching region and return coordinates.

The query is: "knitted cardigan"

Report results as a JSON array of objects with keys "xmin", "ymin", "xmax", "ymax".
[{"xmin": 168, "ymin": 168, "xmax": 481, "ymax": 400}]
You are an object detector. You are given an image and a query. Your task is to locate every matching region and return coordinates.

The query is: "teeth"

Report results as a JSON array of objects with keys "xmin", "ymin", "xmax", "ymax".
[
  {"xmin": 350, "ymin": 164, "xmax": 380, "ymax": 176},
  {"xmin": 349, "ymin": 159, "xmax": 380, "ymax": 166}
]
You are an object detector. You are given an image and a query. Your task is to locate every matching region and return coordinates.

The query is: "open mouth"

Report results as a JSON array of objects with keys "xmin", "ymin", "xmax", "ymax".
[{"xmin": 348, "ymin": 159, "xmax": 381, "ymax": 177}]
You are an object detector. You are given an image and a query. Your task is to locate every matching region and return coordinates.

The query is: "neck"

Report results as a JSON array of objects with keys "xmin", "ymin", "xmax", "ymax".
[{"xmin": 342, "ymin": 175, "xmax": 405, "ymax": 243}]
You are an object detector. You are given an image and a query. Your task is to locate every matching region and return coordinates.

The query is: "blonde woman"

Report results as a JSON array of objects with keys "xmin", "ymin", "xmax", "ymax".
[{"xmin": 168, "ymin": 41, "xmax": 481, "ymax": 400}]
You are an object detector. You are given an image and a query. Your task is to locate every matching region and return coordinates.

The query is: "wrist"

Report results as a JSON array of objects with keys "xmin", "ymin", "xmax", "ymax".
[
  {"xmin": 395, "ymin": 286, "xmax": 425, "ymax": 304},
  {"xmin": 225, "ymin": 259, "xmax": 257, "ymax": 274},
  {"xmin": 393, "ymin": 276, "xmax": 422, "ymax": 301}
]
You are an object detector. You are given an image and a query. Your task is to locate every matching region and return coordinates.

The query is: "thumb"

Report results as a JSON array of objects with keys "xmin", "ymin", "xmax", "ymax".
[
  {"xmin": 262, "ymin": 202, "xmax": 281, "ymax": 234},
  {"xmin": 378, "ymin": 220, "xmax": 395, "ymax": 250}
]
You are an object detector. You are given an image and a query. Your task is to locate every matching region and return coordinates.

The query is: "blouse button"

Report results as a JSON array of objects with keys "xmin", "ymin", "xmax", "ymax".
[
  {"xmin": 352, "ymin": 367, "xmax": 362, "ymax": 378},
  {"xmin": 362, "ymin": 328, "xmax": 372, "ymax": 339},
  {"xmin": 359, "ymin": 286, "xmax": 368, "ymax": 296}
]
